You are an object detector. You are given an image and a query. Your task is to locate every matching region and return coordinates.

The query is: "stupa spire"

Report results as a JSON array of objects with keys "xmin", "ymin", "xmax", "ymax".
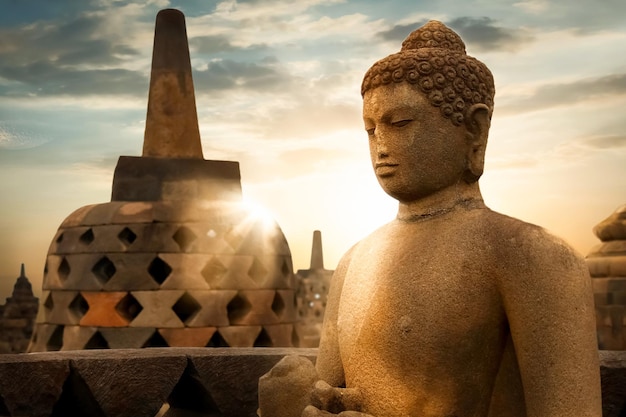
[
  {"xmin": 310, "ymin": 230, "xmax": 324, "ymax": 270},
  {"xmin": 20, "ymin": 263, "xmax": 25, "ymax": 278},
  {"xmin": 143, "ymin": 9, "xmax": 203, "ymax": 159}
]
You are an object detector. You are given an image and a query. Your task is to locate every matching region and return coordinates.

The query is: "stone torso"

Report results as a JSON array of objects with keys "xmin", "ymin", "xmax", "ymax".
[{"xmin": 337, "ymin": 207, "xmax": 512, "ymax": 417}]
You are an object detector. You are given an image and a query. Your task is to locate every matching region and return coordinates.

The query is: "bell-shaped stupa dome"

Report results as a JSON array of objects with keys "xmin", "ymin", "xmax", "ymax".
[
  {"xmin": 586, "ymin": 204, "xmax": 626, "ymax": 350},
  {"xmin": 28, "ymin": 9, "xmax": 297, "ymax": 351}
]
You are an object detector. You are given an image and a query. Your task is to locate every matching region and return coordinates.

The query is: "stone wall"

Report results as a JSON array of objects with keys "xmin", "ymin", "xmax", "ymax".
[{"xmin": 0, "ymin": 348, "xmax": 623, "ymax": 417}]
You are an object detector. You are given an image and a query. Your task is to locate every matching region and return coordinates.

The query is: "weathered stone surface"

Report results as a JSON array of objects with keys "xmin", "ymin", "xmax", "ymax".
[
  {"xmin": 204, "ymin": 254, "xmax": 258, "ymax": 290},
  {"xmin": 258, "ymin": 355, "xmax": 318, "ymax": 417},
  {"xmin": 130, "ymin": 290, "xmax": 185, "ymax": 328},
  {"xmin": 593, "ymin": 205, "xmax": 626, "ymax": 241},
  {"xmin": 158, "ymin": 253, "xmax": 212, "ymax": 290},
  {"xmin": 61, "ymin": 325, "xmax": 101, "ymax": 350},
  {"xmin": 218, "ymin": 325, "xmax": 262, "ymax": 347},
  {"xmin": 261, "ymin": 324, "xmax": 295, "ymax": 347},
  {"xmin": 81, "ymin": 202, "xmax": 126, "ymax": 226},
  {"xmin": 100, "ymin": 253, "xmax": 162, "ymax": 291},
  {"xmin": 190, "ymin": 347, "xmax": 317, "ymax": 417},
  {"xmin": 599, "ymin": 350, "xmax": 626, "ymax": 417},
  {"xmin": 159, "ymin": 327, "xmax": 217, "ymax": 347},
  {"xmin": 30, "ymin": 8, "xmax": 296, "ymax": 352},
  {"xmin": 112, "ymin": 202, "xmax": 154, "ymax": 224},
  {"xmin": 588, "ymin": 204, "xmax": 626, "ymax": 350},
  {"xmin": 41, "ymin": 255, "xmax": 67, "ymax": 290},
  {"xmin": 0, "ymin": 349, "xmax": 622, "ymax": 416},
  {"xmin": 0, "ymin": 354, "xmax": 70, "ymax": 417},
  {"xmin": 45, "ymin": 291, "xmax": 85, "ymax": 325},
  {"xmin": 52, "ymin": 254, "xmax": 106, "ymax": 291},
  {"xmin": 228, "ymin": 290, "xmax": 278, "ymax": 326},
  {"xmin": 262, "ymin": 20, "xmax": 602, "ymax": 417},
  {"xmin": 68, "ymin": 348, "xmax": 187, "ymax": 417},
  {"xmin": 80, "ymin": 292, "xmax": 130, "ymax": 327},
  {"xmin": 184, "ymin": 290, "xmax": 236, "ymax": 327},
  {"xmin": 59, "ymin": 204, "xmax": 97, "ymax": 228},
  {"xmin": 142, "ymin": 9, "xmax": 202, "ymax": 159},
  {"xmin": 99, "ymin": 327, "xmax": 156, "ymax": 349}
]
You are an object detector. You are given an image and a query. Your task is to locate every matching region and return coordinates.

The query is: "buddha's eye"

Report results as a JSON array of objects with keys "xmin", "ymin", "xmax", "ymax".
[
  {"xmin": 365, "ymin": 127, "xmax": 375, "ymax": 136},
  {"xmin": 391, "ymin": 119, "xmax": 412, "ymax": 127}
]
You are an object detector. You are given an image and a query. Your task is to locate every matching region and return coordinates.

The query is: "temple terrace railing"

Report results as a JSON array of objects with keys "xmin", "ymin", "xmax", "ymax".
[{"xmin": 0, "ymin": 348, "xmax": 623, "ymax": 417}]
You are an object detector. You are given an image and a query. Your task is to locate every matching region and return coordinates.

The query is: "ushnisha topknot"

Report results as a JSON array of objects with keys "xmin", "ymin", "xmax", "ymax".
[{"xmin": 361, "ymin": 20, "xmax": 495, "ymax": 126}]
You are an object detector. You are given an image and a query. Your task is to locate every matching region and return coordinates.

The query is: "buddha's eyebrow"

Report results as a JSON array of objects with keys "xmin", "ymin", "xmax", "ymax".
[{"xmin": 378, "ymin": 105, "xmax": 416, "ymax": 121}]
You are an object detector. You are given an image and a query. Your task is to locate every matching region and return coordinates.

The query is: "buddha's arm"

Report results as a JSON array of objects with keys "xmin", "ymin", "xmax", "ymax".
[
  {"xmin": 499, "ymin": 231, "xmax": 602, "ymax": 417},
  {"xmin": 316, "ymin": 247, "xmax": 354, "ymax": 387}
]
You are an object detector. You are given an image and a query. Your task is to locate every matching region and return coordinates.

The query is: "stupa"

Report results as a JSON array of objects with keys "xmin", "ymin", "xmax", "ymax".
[
  {"xmin": 587, "ymin": 204, "xmax": 626, "ymax": 349},
  {"xmin": 0, "ymin": 264, "xmax": 39, "ymax": 353},
  {"xmin": 28, "ymin": 9, "xmax": 297, "ymax": 351},
  {"xmin": 294, "ymin": 230, "xmax": 333, "ymax": 347}
]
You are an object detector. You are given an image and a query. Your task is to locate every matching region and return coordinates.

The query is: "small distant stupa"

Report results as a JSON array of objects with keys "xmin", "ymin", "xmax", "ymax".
[
  {"xmin": 28, "ymin": 9, "xmax": 297, "ymax": 351},
  {"xmin": 294, "ymin": 230, "xmax": 333, "ymax": 347},
  {"xmin": 587, "ymin": 204, "xmax": 626, "ymax": 350},
  {"xmin": 0, "ymin": 264, "xmax": 39, "ymax": 353}
]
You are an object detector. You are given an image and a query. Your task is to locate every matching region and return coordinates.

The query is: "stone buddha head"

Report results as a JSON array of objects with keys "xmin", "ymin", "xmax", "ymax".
[{"xmin": 361, "ymin": 21, "xmax": 496, "ymax": 202}]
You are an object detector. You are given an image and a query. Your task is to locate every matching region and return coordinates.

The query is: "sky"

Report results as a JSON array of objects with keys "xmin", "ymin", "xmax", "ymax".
[{"xmin": 0, "ymin": 0, "xmax": 625, "ymax": 300}]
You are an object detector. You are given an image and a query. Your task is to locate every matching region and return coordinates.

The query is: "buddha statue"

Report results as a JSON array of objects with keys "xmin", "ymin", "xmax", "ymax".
[{"xmin": 258, "ymin": 20, "xmax": 601, "ymax": 417}]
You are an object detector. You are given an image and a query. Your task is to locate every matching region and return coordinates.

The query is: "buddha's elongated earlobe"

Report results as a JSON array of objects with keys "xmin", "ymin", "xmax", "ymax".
[{"xmin": 463, "ymin": 103, "xmax": 491, "ymax": 183}]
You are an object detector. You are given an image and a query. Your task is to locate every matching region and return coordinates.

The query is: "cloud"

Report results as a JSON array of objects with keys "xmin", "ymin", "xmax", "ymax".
[
  {"xmin": 498, "ymin": 73, "xmax": 626, "ymax": 115},
  {"xmin": 0, "ymin": 123, "xmax": 51, "ymax": 150},
  {"xmin": 189, "ymin": 34, "xmax": 269, "ymax": 54},
  {"xmin": 193, "ymin": 57, "xmax": 297, "ymax": 92},
  {"xmin": 525, "ymin": 0, "xmax": 626, "ymax": 33},
  {"xmin": 0, "ymin": 60, "xmax": 147, "ymax": 97},
  {"xmin": 0, "ymin": 3, "xmax": 157, "ymax": 98},
  {"xmin": 577, "ymin": 135, "xmax": 626, "ymax": 150},
  {"xmin": 375, "ymin": 21, "xmax": 427, "ymax": 44},
  {"xmin": 448, "ymin": 17, "xmax": 535, "ymax": 52},
  {"xmin": 375, "ymin": 17, "xmax": 534, "ymax": 53}
]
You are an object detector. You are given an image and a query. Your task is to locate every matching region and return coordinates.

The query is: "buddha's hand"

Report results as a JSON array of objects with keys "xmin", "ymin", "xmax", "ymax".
[{"xmin": 300, "ymin": 380, "xmax": 374, "ymax": 416}]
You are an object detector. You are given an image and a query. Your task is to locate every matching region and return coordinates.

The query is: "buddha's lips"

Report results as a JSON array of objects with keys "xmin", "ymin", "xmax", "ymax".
[
  {"xmin": 375, "ymin": 162, "xmax": 398, "ymax": 168},
  {"xmin": 375, "ymin": 162, "xmax": 398, "ymax": 176}
]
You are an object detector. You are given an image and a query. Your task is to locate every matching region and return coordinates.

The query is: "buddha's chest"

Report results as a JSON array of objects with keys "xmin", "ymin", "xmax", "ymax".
[{"xmin": 336, "ymin": 229, "xmax": 505, "ymax": 366}]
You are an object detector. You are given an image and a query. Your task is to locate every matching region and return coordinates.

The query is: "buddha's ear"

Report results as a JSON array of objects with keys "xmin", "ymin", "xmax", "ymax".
[{"xmin": 463, "ymin": 103, "xmax": 491, "ymax": 183}]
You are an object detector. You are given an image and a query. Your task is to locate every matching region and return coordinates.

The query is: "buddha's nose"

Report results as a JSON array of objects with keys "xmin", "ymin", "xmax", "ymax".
[{"xmin": 376, "ymin": 133, "xmax": 389, "ymax": 158}]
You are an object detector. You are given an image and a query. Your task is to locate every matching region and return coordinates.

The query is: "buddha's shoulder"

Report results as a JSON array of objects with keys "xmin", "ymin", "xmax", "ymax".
[{"xmin": 472, "ymin": 208, "xmax": 585, "ymax": 267}]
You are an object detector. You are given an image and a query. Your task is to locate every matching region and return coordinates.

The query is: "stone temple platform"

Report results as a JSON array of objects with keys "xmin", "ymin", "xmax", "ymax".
[{"xmin": 0, "ymin": 349, "xmax": 624, "ymax": 417}]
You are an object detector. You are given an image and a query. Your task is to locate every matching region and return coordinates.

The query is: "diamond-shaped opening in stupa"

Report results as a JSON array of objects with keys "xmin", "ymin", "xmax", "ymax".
[
  {"xmin": 58, "ymin": 257, "xmax": 71, "ymax": 282},
  {"xmin": 253, "ymin": 328, "xmax": 272, "ymax": 347},
  {"xmin": 224, "ymin": 228, "xmax": 244, "ymax": 250},
  {"xmin": 79, "ymin": 228, "xmax": 95, "ymax": 245},
  {"xmin": 172, "ymin": 226, "xmax": 196, "ymax": 252},
  {"xmin": 148, "ymin": 256, "xmax": 172, "ymax": 285},
  {"xmin": 44, "ymin": 292, "xmax": 54, "ymax": 310},
  {"xmin": 281, "ymin": 259, "xmax": 291, "ymax": 277},
  {"xmin": 142, "ymin": 331, "xmax": 169, "ymax": 348},
  {"xmin": 92, "ymin": 256, "xmax": 117, "ymax": 285},
  {"xmin": 172, "ymin": 292, "xmax": 201, "ymax": 324},
  {"xmin": 271, "ymin": 291, "xmax": 286, "ymax": 317},
  {"xmin": 46, "ymin": 325, "xmax": 64, "ymax": 351},
  {"xmin": 117, "ymin": 227, "xmax": 137, "ymax": 247},
  {"xmin": 115, "ymin": 293, "xmax": 143, "ymax": 321},
  {"xmin": 248, "ymin": 257, "xmax": 268, "ymax": 284},
  {"xmin": 206, "ymin": 330, "xmax": 229, "ymax": 347},
  {"xmin": 84, "ymin": 331, "xmax": 110, "ymax": 349},
  {"xmin": 68, "ymin": 292, "xmax": 89, "ymax": 319},
  {"xmin": 201, "ymin": 257, "xmax": 227, "ymax": 286},
  {"xmin": 227, "ymin": 293, "xmax": 252, "ymax": 323}
]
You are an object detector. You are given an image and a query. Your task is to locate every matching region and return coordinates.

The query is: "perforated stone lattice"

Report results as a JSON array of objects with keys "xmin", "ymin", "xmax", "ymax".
[{"xmin": 29, "ymin": 201, "xmax": 297, "ymax": 351}]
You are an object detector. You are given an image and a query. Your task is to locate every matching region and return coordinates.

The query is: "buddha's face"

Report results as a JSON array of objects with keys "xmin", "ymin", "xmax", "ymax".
[{"xmin": 363, "ymin": 82, "xmax": 469, "ymax": 202}]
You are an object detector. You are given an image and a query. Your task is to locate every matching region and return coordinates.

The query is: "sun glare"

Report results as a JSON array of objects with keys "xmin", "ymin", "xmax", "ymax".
[{"xmin": 242, "ymin": 198, "xmax": 278, "ymax": 230}]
